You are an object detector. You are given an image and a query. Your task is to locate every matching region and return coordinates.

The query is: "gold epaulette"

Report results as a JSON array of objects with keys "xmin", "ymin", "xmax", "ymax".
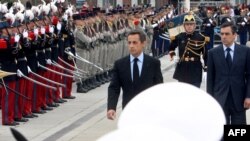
[
  {"xmin": 199, "ymin": 33, "xmax": 210, "ymax": 42},
  {"xmin": 205, "ymin": 36, "xmax": 210, "ymax": 42},
  {"xmin": 62, "ymin": 34, "xmax": 67, "ymax": 38},
  {"xmin": 170, "ymin": 36, "xmax": 175, "ymax": 41}
]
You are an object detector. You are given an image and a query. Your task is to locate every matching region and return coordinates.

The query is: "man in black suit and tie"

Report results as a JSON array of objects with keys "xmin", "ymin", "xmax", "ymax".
[
  {"xmin": 207, "ymin": 22, "xmax": 250, "ymax": 124},
  {"xmin": 107, "ymin": 29, "xmax": 163, "ymax": 120}
]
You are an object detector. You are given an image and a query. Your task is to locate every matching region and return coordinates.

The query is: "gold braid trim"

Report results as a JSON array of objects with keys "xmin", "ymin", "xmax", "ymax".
[{"xmin": 199, "ymin": 33, "xmax": 210, "ymax": 42}]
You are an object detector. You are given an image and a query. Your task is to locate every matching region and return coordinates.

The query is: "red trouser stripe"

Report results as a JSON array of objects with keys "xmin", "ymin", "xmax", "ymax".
[
  {"xmin": 23, "ymin": 73, "xmax": 34, "ymax": 116},
  {"xmin": 61, "ymin": 60, "xmax": 74, "ymax": 98},
  {"xmin": 14, "ymin": 78, "xmax": 26, "ymax": 119},
  {"xmin": 1, "ymin": 81, "xmax": 16, "ymax": 124}
]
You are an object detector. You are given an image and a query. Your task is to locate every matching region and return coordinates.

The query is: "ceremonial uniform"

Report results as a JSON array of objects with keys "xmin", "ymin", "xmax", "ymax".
[
  {"xmin": 0, "ymin": 25, "xmax": 19, "ymax": 125},
  {"xmin": 202, "ymin": 9, "xmax": 216, "ymax": 50},
  {"xmin": 169, "ymin": 13, "xmax": 209, "ymax": 87},
  {"xmin": 236, "ymin": 9, "xmax": 248, "ymax": 45}
]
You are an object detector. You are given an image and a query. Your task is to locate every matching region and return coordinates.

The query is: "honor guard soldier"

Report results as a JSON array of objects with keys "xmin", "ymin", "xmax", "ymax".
[
  {"xmin": 202, "ymin": 7, "xmax": 216, "ymax": 50},
  {"xmin": 236, "ymin": 7, "xmax": 248, "ymax": 45},
  {"xmin": 0, "ymin": 20, "xmax": 19, "ymax": 126},
  {"xmin": 169, "ymin": 12, "xmax": 209, "ymax": 88},
  {"xmin": 220, "ymin": 6, "xmax": 233, "ymax": 25}
]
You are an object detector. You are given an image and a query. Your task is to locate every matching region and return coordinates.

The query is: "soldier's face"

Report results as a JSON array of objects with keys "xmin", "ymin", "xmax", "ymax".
[
  {"xmin": 128, "ymin": 34, "xmax": 145, "ymax": 57},
  {"xmin": 220, "ymin": 26, "xmax": 236, "ymax": 47},
  {"xmin": 184, "ymin": 23, "xmax": 196, "ymax": 34}
]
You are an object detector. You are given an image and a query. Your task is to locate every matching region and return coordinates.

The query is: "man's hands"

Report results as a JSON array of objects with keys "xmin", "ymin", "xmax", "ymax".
[
  {"xmin": 107, "ymin": 109, "xmax": 116, "ymax": 120},
  {"xmin": 244, "ymin": 98, "xmax": 250, "ymax": 109},
  {"xmin": 169, "ymin": 51, "xmax": 175, "ymax": 61}
]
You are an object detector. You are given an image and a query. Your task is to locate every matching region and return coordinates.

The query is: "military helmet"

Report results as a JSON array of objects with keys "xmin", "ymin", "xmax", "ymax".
[{"xmin": 183, "ymin": 11, "xmax": 196, "ymax": 24}]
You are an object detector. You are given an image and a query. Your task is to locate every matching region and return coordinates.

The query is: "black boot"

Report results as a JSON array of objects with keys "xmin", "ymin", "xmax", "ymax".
[
  {"xmin": 108, "ymin": 70, "xmax": 113, "ymax": 80},
  {"xmin": 77, "ymin": 82, "xmax": 88, "ymax": 93},
  {"xmin": 104, "ymin": 72, "xmax": 110, "ymax": 82},
  {"xmin": 93, "ymin": 76, "xmax": 101, "ymax": 87},
  {"xmin": 82, "ymin": 80, "xmax": 90, "ymax": 90},
  {"xmin": 96, "ymin": 74, "xmax": 103, "ymax": 84},
  {"xmin": 86, "ymin": 78, "xmax": 95, "ymax": 89},
  {"xmin": 99, "ymin": 73, "xmax": 106, "ymax": 84}
]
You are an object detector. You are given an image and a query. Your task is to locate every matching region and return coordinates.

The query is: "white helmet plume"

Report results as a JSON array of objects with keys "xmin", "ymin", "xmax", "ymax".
[
  {"xmin": 57, "ymin": 0, "xmax": 65, "ymax": 3},
  {"xmin": 13, "ymin": 0, "xmax": 25, "ymax": 12},
  {"xmin": 15, "ymin": 11, "xmax": 24, "ymax": 23},
  {"xmin": 47, "ymin": 0, "xmax": 58, "ymax": 13},
  {"xmin": 0, "ymin": 2, "xmax": 8, "ymax": 13},
  {"xmin": 5, "ymin": 12, "xmax": 15, "ymax": 25},
  {"xmin": 31, "ymin": 5, "xmax": 40, "ymax": 16},
  {"xmin": 40, "ymin": 0, "xmax": 50, "ymax": 15},
  {"xmin": 25, "ymin": 9, "xmax": 34, "ymax": 21}
]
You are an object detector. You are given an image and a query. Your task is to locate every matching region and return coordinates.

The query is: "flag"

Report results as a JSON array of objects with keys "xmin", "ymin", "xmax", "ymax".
[{"xmin": 165, "ymin": 13, "xmax": 188, "ymax": 37}]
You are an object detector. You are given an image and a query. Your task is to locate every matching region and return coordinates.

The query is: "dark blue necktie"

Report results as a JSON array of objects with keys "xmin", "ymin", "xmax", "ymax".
[
  {"xmin": 133, "ymin": 58, "xmax": 139, "ymax": 83},
  {"xmin": 226, "ymin": 48, "xmax": 232, "ymax": 68}
]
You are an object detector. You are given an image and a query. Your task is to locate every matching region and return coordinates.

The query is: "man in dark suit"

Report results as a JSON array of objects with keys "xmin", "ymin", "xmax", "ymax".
[
  {"xmin": 207, "ymin": 22, "xmax": 250, "ymax": 124},
  {"xmin": 107, "ymin": 29, "xmax": 163, "ymax": 120}
]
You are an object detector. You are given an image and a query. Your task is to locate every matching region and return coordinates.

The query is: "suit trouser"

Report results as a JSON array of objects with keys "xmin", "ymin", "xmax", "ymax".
[
  {"xmin": 14, "ymin": 78, "xmax": 26, "ymax": 119},
  {"xmin": 224, "ymin": 88, "xmax": 246, "ymax": 125},
  {"xmin": 239, "ymin": 31, "xmax": 248, "ymax": 45},
  {"xmin": 1, "ymin": 81, "xmax": 16, "ymax": 124}
]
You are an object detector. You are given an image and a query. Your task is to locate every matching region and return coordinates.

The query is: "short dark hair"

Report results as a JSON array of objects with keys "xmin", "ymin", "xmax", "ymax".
[
  {"xmin": 220, "ymin": 22, "xmax": 237, "ymax": 34},
  {"xmin": 127, "ymin": 29, "xmax": 147, "ymax": 42}
]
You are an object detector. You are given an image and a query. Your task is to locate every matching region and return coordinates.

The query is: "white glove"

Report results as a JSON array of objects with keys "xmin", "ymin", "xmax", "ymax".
[
  {"xmin": 63, "ymin": 14, "xmax": 68, "ymax": 21},
  {"xmin": 23, "ymin": 30, "xmax": 28, "ymax": 38},
  {"xmin": 17, "ymin": 69, "xmax": 23, "ymax": 77},
  {"xmin": 57, "ymin": 22, "xmax": 62, "ymax": 30},
  {"xmin": 27, "ymin": 66, "xmax": 32, "ymax": 73},
  {"xmin": 34, "ymin": 28, "xmax": 39, "ymax": 36},
  {"xmin": 14, "ymin": 33, "xmax": 20, "ymax": 42},
  {"xmin": 203, "ymin": 72, "xmax": 207, "ymax": 82},
  {"xmin": 209, "ymin": 19, "xmax": 213, "ymax": 23},
  {"xmin": 46, "ymin": 59, "xmax": 52, "ymax": 65},
  {"xmin": 242, "ymin": 22, "xmax": 246, "ymax": 26},
  {"xmin": 206, "ymin": 23, "xmax": 211, "ymax": 27},
  {"xmin": 49, "ymin": 25, "xmax": 54, "ymax": 33},
  {"xmin": 41, "ymin": 27, "xmax": 45, "ymax": 34},
  {"xmin": 244, "ymin": 18, "xmax": 248, "ymax": 22}
]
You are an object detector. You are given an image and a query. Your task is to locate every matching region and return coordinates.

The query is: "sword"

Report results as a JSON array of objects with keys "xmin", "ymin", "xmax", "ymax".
[
  {"xmin": 0, "ymin": 79, "xmax": 30, "ymax": 100},
  {"xmin": 28, "ymin": 67, "xmax": 66, "ymax": 88},
  {"xmin": 17, "ymin": 69, "xmax": 57, "ymax": 91},
  {"xmin": 64, "ymin": 50, "xmax": 103, "ymax": 71},
  {"xmin": 76, "ymin": 53, "xmax": 104, "ymax": 71},
  {"xmin": 0, "ymin": 70, "xmax": 17, "ymax": 96},
  {"xmin": 38, "ymin": 63, "xmax": 74, "ymax": 78},
  {"xmin": 0, "ymin": 70, "xmax": 16, "ymax": 78},
  {"xmin": 72, "ymin": 59, "xmax": 84, "ymax": 84},
  {"xmin": 51, "ymin": 61, "xmax": 84, "ymax": 77},
  {"xmin": 58, "ymin": 57, "xmax": 87, "ymax": 74}
]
